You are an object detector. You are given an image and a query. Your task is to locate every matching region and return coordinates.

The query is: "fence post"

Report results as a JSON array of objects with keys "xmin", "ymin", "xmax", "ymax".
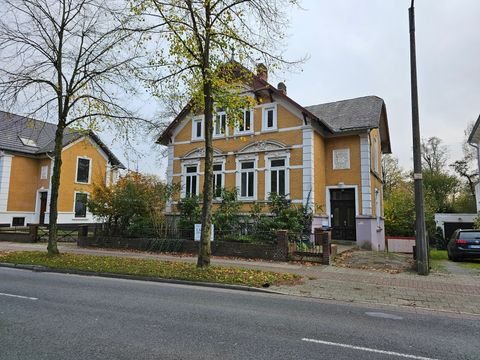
[
  {"xmin": 276, "ymin": 230, "xmax": 288, "ymax": 261},
  {"xmin": 29, "ymin": 224, "xmax": 39, "ymax": 242},
  {"xmin": 315, "ymin": 227, "xmax": 331, "ymax": 265},
  {"xmin": 77, "ymin": 225, "xmax": 89, "ymax": 247}
]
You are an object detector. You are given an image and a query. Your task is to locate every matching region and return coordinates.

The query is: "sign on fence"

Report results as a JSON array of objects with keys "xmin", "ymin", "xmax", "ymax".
[{"xmin": 194, "ymin": 224, "xmax": 214, "ymax": 242}]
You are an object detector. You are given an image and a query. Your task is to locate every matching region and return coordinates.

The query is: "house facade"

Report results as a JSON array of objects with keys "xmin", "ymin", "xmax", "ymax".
[
  {"xmin": 0, "ymin": 111, "xmax": 124, "ymax": 226},
  {"xmin": 158, "ymin": 67, "xmax": 391, "ymax": 250}
]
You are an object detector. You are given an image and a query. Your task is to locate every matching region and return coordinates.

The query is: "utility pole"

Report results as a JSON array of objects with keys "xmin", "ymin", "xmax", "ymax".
[{"xmin": 409, "ymin": 0, "xmax": 429, "ymax": 275}]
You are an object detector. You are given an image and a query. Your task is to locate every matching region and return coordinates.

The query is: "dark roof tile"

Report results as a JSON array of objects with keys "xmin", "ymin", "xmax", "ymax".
[{"xmin": 0, "ymin": 111, "xmax": 124, "ymax": 168}]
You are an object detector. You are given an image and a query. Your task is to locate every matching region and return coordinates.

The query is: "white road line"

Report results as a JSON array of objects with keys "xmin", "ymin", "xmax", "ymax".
[
  {"xmin": 301, "ymin": 338, "xmax": 439, "ymax": 360},
  {"xmin": 0, "ymin": 292, "xmax": 38, "ymax": 301}
]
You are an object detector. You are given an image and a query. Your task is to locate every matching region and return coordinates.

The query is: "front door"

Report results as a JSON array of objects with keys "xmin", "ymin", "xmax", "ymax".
[
  {"xmin": 39, "ymin": 192, "xmax": 48, "ymax": 225},
  {"xmin": 330, "ymin": 189, "xmax": 356, "ymax": 241}
]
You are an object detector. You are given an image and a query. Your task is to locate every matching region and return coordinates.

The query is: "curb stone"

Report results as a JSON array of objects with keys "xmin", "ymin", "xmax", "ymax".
[{"xmin": 0, "ymin": 262, "xmax": 278, "ymax": 294}]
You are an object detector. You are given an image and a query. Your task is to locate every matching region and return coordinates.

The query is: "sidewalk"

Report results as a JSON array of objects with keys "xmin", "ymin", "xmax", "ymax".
[{"xmin": 1, "ymin": 242, "xmax": 479, "ymax": 315}]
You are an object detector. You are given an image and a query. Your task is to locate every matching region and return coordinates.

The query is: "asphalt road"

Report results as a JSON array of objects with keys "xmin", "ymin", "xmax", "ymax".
[{"xmin": 0, "ymin": 267, "xmax": 478, "ymax": 360}]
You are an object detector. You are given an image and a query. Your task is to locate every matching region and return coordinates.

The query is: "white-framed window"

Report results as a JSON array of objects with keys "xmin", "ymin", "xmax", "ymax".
[
  {"xmin": 74, "ymin": 192, "xmax": 88, "ymax": 218},
  {"xmin": 235, "ymin": 109, "xmax": 254, "ymax": 135},
  {"xmin": 213, "ymin": 163, "xmax": 224, "ymax": 198},
  {"xmin": 238, "ymin": 160, "xmax": 256, "ymax": 199},
  {"xmin": 373, "ymin": 136, "xmax": 379, "ymax": 174},
  {"xmin": 192, "ymin": 117, "xmax": 204, "ymax": 140},
  {"xmin": 262, "ymin": 103, "xmax": 277, "ymax": 131},
  {"xmin": 76, "ymin": 157, "xmax": 91, "ymax": 184},
  {"xmin": 332, "ymin": 148, "xmax": 350, "ymax": 170},
  {"xmin": 267, "ymin": 157, "xmax": 289, "ymax": 197},
  {"xmin": 214, "ymin": 111, "xmax": 227, "ymax": 137},
  {"xmin": 40, "ymin": 165, "xmax": 49, "ymax": 180},
  {"xmin": 183, "ymin": 163, "xmax": 199, "ymax": 197}
]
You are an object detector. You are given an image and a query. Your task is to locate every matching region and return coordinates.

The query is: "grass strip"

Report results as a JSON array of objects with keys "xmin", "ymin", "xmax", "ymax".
[{"xmin": 0, "ymin": 251, "xmax": 301, "ymax": 288}]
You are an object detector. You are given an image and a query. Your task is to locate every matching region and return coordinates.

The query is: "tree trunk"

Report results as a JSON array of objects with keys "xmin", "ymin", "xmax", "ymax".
[
  {"xmin": 47, "ymin": 122, "xmax": 65, "ymax": 255},
  {"xmin": 197, "ymin": 4, "xmax": 213, "ymax": 268}
]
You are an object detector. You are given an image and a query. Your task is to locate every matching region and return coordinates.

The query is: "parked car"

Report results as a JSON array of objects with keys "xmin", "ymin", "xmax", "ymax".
[{"xmin": 447, "ymin": 229, "xmax": 480, "ymax": 261}]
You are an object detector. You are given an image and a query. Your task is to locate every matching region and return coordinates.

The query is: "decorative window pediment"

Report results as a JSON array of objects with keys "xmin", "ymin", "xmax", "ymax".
[
  {"xmin": 238, "ymin": 140, "xmax": 288, "ymax": 155},
  {"xmin": 182, "ymin": 147, "xmax": 224, "ymax": 159}
]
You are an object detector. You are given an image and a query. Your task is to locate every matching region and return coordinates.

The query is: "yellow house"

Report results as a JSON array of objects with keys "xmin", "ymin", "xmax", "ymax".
[
  {"xmin": 157, "ymin": 66, "xmax": 391, "ymax": 250},
  {"xmin": 0, "ymin": 111, "xmax": 124, "ymax": 226}
]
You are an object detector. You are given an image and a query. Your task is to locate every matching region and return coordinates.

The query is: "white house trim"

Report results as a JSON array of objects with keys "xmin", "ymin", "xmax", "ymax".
[
  {"xmin": 264, "ymin": 152, "xmax": 291, "ymax": 200},
  {"xmin": 73, "ymin": 191, "xmax": 90, "ymax": 220},
  {"xmin": 261, "ymin": 103, "xmax": 278, "ymax": 132},
  {"xmin": 181, "ymin": 161, "xmax": 200, "ymax": 198},
  {"xmin": 233, "ymin": 109, "xmax": 254, "ymax": 136},
  {"xmin": 0, "ymin": 153, "xmax": 13, "ymax": 212},
  {"xmin": 74, "ymin": 156, "xmax": 93, "ymax": 185},
  {"xmin": 35, "ymin": 188, "xmax": 48, "ymax": 223},
  {"xmin": 61, "ymin": 136, "xmax": 109, "ymax": 163},
  {"xmin": 213, "ymin": 158, "xmax": 227, "ymax": 199},
  {"xmin": 359, "ymin": 133, "xmax": 372, "ymax": 215},
  {"xmin": 302, "ymin": 127, "xmax": 314, "ymax": 209},
  {"xmin": 235, "ymin": 155, "xmax": 259, "ymax": 201},
  {"xmin": 166, "ymin": 144, "xmax": 174, "ymax": 212},
  {"xmin": 325, "ymin": 185, "xmax": 360, "ymax": 227}
]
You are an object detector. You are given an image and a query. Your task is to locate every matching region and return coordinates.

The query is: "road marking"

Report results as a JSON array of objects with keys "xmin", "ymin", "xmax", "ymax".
[
  {"xmin": 301, "ymin": 338, "xmax": 439, "ymax": 360},
  {"xmin": 365, "ymin": 311, "xmax": 403, "ymax": 320},
  {"xmin": 0, "ymin": 292, "xmax": 38, "ymax": 301}
]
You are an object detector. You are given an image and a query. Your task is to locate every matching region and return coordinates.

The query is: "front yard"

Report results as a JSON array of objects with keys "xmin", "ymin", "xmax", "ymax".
[
  {"xmin": 429, "ymin": 249, "xmax": 480, "ymax": 275},
  {"xmin": 0, "ymin": 251, "xmax": 301, "ymax": 288}
]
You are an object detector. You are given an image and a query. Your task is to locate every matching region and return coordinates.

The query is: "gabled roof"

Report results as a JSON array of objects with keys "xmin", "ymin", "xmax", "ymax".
[
  {"xmin": 305, "ymin": 96, "xmax": 384, "ymax": 132},
  {"xmin": 0, "ymin": 111, "xmax": 125, "ymax": 168},
  {"xmin": 156, "ymin": 64, "xmax": 391, "ymax": 154},
  {"xmin": 468, "ymin": 114, "xmax": 480, "ymax": 144},
  {"xmin": 305, "ymin": 96, "xmax": 391, "ymax": 153},
  {"xmin": 156, "ymin": 63, "xmax": 334, "ymax": 145}
]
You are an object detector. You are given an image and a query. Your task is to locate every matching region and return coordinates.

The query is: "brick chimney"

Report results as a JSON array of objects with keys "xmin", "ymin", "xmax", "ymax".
[
  {"xmin": 256, "ymin": 63, "xmax": 268, "ymax": 82},
  {"xmin": 277, "ymin": 82, "xmax": 287, "ymax": 95}
]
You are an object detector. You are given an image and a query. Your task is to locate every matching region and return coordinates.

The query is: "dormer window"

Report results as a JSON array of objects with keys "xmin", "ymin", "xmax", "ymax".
[
  {"xmin": 214, "ymin": 111, "xmax": 227, "ymax": 137},
  {"xmin": 262, "ymin": 104, "xmax": 277, "ymax": 131},
  {"xmin": 192, "ymin": 117, "xmax": 204, "ymax": 140},
  {"xmin": 236, "ymin": 109, "xmax": 253, "ymax": 134},
  {"xmin": 19, "ymin": 137, "xmax": 38, "ymax": 147}
]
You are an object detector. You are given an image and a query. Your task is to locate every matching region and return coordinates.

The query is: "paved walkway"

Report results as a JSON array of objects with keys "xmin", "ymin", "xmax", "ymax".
[{"xmin": 1, "ymin": 242, "xmax": 479, "ymax": 316}]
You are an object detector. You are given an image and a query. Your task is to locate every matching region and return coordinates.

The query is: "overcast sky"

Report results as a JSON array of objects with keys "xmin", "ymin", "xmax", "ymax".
[{"xmin": 105, "ymin": 0, "xmax": 480, "ymax": 178}]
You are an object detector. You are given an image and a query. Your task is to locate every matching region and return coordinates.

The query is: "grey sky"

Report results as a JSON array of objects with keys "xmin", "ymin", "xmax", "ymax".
[{"xmin": 105, "ymin": 0, "xmax": 480, "ymax": 178}]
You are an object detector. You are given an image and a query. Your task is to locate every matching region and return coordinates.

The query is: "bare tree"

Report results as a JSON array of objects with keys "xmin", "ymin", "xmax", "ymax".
[
  {"xmin": 421, "ymin": 137, "xmax": 448, "ymax": 173},
  {"xmin": 381, "ymin": 154, "xmax": 405, "ymax": 197},
  {"xmin": 450, "ymin": 122, "xmax": 479, "ymax": 201},
  {"xmin": 133, "ymin": 0, "xmax": 302, "ymax": 267},
  {"xmin": 0, "ymin": 0, "xmax": 143, "ymax": 255}
]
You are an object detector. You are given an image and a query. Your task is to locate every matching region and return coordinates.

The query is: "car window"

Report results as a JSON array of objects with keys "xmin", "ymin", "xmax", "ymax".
[{"xmin": 458, "ymin": 232, "xmax": 480, "ymax": 239}]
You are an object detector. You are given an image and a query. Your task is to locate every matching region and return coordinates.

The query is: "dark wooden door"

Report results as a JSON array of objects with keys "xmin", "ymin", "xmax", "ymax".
[
  {"xmin": 330, "ymin": 189, "xmax": 356, "ymax": 241},
  {"xmin": 39, "ymin": 192, "xmax": 48, "ymax": 225}
]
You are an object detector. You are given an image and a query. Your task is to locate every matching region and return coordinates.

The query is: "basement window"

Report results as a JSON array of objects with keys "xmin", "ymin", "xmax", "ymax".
[{"xmin": 12, "ymin": 217, "xmax": 25, "ymax": 227}]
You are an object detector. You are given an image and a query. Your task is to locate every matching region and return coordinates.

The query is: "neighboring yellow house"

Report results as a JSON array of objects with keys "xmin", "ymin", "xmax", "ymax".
[
  {"xmin": 157, "ymin": 65, "xmax": 391, "ymax": 250},
  {"xmin": 0, "ymin": 111, "xmax": 124, "ymax": 226}
]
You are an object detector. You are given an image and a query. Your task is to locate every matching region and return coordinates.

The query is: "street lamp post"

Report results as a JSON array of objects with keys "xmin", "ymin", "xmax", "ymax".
[{"xmin": 409, "ymin": 0, "xmax": 429, "ymax": 275}]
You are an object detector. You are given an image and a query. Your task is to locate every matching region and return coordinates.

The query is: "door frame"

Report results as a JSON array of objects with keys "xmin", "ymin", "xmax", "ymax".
[
  {"xmin": 36, "ymin": 190, "xmax": 48, "ymax": 224},
  {"xmin": 325, "ymin": 185, "xmax": 359, "ymax": 227}
]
